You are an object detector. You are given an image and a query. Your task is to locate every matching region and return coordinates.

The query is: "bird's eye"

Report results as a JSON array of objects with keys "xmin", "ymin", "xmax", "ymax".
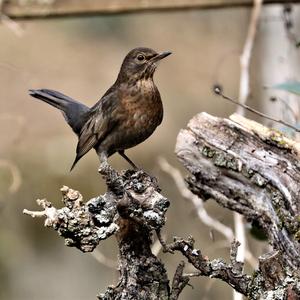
[{"xmin": 137, "ymin": 54, "xmax": 145, "ymax": 61}]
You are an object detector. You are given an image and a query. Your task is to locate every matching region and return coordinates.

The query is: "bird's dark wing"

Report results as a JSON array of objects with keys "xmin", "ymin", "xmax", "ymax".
[{"xmin": 70, "ymin": 92, "xmax": 120, "ymax": 170}]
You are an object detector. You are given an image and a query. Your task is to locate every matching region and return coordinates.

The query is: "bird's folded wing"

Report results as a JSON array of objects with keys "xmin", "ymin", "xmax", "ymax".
[{"xmin": 75, "ymin": 94, "xmax": 120, "ymax": 159}]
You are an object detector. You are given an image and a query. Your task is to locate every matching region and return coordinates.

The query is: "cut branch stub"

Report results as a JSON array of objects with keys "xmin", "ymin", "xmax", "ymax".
[{"xmin": 175, "ymin": 112, "xmax": 300, "ymax": 270}]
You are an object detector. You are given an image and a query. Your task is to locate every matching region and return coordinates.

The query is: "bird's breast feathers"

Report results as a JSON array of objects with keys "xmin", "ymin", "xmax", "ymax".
[{"xmin": 120, "ymin": 80, "xmax": 163, "ymax": 127}]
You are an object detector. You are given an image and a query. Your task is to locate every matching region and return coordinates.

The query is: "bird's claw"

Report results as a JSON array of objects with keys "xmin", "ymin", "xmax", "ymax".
[{"xmin": 98, "ymin": 162, "xmax": 113, "ymax": 175}]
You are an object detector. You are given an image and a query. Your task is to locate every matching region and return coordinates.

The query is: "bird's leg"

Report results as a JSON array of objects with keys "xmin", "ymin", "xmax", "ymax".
[
  {"xmin": 118, "ymin": 150, "xmax": 139, "ymax": 170},
  {"xmin": 97, "ymin": 152, "xmax": 112, "ymax": 175},
  {"xmin": 119, "ymin": 151, "xmax": 157, "ymax": 181},
  {"xmin": 97, "ymin": 152, "xmax": 122, "ymax": 191}
]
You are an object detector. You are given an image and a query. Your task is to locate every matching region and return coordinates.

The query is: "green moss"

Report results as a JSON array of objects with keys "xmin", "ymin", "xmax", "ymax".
[
  {"xmin": 213, "ymin": 152, "xmax": 242, "ymax": 171},
  {"xmin": 226, "ymin": 157, "xmax": 241, "ymax": 171},
  {"xmin": 271, "ymin": 191, "xmax": 284, "ymax": 205},
  {"xmin": 274, "ymin": 206, "xmax": 300, "ymax": 235},
  {"xmin": 214, "ymin": 153, "xmax": 228, "ymax": 167},
  {"xmin": 202, "ymin": 146, "xmax": 216, "ymax": 158},
  {"xmin": 294, "ymin": 230, "xmax": 300, "ymax": 241}
]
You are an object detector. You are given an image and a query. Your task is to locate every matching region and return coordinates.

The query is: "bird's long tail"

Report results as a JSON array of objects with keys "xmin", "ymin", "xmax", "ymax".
[{"xmin": 29, "ymin": 89, "xmax": 90, "ymax": 135}]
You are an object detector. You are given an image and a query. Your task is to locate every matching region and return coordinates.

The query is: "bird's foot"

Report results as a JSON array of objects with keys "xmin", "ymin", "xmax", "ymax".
[
  {"xmin": 139, "ymin": 169, "xmax": 158, "ymax": 186},
  {"xmin": 98, "ymin": 162, "xmax": 118, "ymax": 179},
  {"xmin": 98, "ymin": 161, "xmax": 113, "ymax": 175},
  {"xmin": 124, "ymin": 168, "xmax": 156, "ymax": 182},
  {"xmin": 98, "ymin": 162, "xmax": 123, "ymax": 192}
]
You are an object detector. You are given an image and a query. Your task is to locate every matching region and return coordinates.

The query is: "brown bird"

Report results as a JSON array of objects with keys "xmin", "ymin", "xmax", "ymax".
[{"xmin": 29, "ymin": 47, "xmax": 171, "ymax": 171}]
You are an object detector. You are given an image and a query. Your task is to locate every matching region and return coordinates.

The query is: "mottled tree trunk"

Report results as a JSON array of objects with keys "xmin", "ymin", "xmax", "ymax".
[{"xmin": 99, "ymin": 211, "xmax": 170, "ymax": 299}]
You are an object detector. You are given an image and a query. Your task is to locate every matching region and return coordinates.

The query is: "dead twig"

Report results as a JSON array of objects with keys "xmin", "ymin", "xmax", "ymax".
[{"xmin": 168, "ymin": 237, "xmax": 251, "ymax": 296}]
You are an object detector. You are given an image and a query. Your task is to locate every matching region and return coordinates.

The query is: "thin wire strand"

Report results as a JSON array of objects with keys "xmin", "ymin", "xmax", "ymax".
[{"xmin": 214, "ymin": 87, "xmax": 300, "ymax": 132}]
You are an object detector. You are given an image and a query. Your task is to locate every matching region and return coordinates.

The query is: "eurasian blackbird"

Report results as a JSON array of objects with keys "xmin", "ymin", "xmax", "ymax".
[{"xmin": 29, "ymin": 47, "xmax": 171, "ymax": 171}]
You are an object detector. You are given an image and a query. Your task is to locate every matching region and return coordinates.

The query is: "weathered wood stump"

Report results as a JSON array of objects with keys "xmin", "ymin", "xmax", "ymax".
[{"xmin": 176, "ymin": 112, "xmax": 300, "ymax": 299}]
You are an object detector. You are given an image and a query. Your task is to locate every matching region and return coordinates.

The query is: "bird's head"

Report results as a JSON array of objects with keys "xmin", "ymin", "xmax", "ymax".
[{"xmin": 117, "ymin": 47, "xmax": 171, "ymax": 83}]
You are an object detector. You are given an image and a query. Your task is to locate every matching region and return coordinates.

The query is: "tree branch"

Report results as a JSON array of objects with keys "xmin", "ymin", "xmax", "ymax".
[
  {"xmin": 3, "ymin": 0, "xmax": 300, "ymax": 19},
  {"xmin": 168, "ymin": 237, "xmax": 251, "ymax": 295},
  {"xmin": 176, "ymin": 111, "xmax": 300, "ymax": 299}
]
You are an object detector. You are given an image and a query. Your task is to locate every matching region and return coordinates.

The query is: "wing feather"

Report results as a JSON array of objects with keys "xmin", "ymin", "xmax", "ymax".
[{"xmin": 70, "ymin": 91, "xmax": 121, "ymax": 170}]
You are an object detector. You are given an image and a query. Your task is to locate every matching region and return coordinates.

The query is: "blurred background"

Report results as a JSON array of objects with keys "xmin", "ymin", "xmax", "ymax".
[{"xmin": 1, "ymin": 1, "xmax": 300, "ymax": 299}]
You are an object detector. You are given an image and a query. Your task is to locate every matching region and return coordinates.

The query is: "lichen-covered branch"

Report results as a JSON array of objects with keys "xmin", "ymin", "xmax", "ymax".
[
  {"xmin": 24, "ymin": 185, "xmax": 119, "ymax": 252},
  {"xmin": 24, "ymin": 169, "xmax": 172, "ymax": 299},
  {"xmin": 175, "ymin": 112, "xmax": 300, "ymax": 298},
  {"xmin": 169, "ymin": 237, "xmax": 251, "ymax": 296}
]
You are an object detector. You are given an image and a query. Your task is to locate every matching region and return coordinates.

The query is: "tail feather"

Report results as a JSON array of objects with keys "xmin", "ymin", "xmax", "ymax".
[
  {"xmin": 69, "ymin": 154, "xmax": 82, "ymax": 172},
  {"xmin": 29, "ymin": 88, "xmax": 92, "ymax": 171},
  {"xmin": 29, "ymin": 89, "xmax": 90, "ymax": 135},
  {"xmin": 29, "ymin": 89, "xmax": 75, "ymax": 110}
]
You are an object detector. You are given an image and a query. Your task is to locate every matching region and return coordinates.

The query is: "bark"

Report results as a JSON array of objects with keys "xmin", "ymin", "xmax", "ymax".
[
  {"xmin": 24, "ymin": 169, "xmax": 172, "ymax": 299},
  {"xmin": 175, "ymin": 112, "xmax": 300, "ymax": 299}
]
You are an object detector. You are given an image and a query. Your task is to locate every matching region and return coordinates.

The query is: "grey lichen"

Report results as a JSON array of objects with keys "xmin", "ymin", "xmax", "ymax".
[
  {"xmin": 52, "ymin": 187, "xmax": 119, "ymax": 252},
  {"xmin": 202, "ymin": 145, "xmax": 216, "ymax": 158},
  {"xmin": 202, "ymin": 145, "xmax": 242, "ymax": 171},
  {"xmin": 241, "ymin": 166, "xmax": 255, "ymax": 179},
  {"xmin": 251, "ymin": 173, "xmax": 268, "ymax": 187},
  {"xmin": 143, "ymin": 211, "xmax": 163, "ymax": 229}
]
